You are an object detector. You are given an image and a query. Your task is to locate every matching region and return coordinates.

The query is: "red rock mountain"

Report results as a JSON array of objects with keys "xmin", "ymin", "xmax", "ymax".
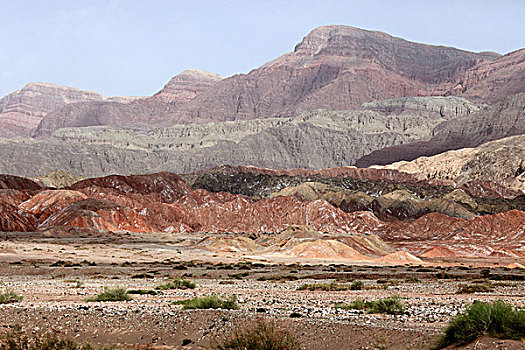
[
  {"xmin": 33, "ymin": 69, "xmax": 222, "ymax": 137},
  {"xmin": 31, "ymin": 25, "xmax": 525, "ymax": 136},
  {"xmin": 0, "ymin": 83, "xmax": 136, "ymax": 137},
  {"xmin": 168, "ymin": 25, "xmax": 501, "ymax": 124}
]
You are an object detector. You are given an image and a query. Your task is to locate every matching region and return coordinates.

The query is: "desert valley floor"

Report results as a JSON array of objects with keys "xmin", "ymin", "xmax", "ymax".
[{"xmin": 1, "ymin": 230, "xmax": 524, "ymax": 350}]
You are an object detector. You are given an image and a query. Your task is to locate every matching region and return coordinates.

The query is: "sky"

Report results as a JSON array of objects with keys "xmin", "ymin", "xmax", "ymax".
[{"xmin": 1, "ymin": 0, "xmax": 524, "ymax": 98}]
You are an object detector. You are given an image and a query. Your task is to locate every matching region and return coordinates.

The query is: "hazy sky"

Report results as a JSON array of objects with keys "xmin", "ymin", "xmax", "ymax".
[{"xmin": 1, "ymin": 0, "xmax": 524, "ymax": 97}]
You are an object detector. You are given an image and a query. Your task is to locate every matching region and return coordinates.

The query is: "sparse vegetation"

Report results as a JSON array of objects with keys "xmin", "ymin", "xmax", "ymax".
[
  {"xmin": 228, "ymin": 272, "xmax": 250, "ymax": 280},
  {"xmin": 50, "ymin": 260, "xmax": 81, "ymax": 268},
  {"xmin": 214, "ymin": 319, "xmax": 301, "ymax": 350},
  {"xmin": 257, "ymin": 275, "xmax": 298, "ymax": 282},
  {"xmin": 0, "ymin": 326, "xmax": 114, "ymax": 349},
  {"xmin": 437, "ymin": 300, "xmax": 525, "ymax": 348},
  {"xmin": 456, "ymin": 283, "xmax": 493, "ymax": 294},
  {"xmin": 175, "ymin": 294, "xmax": 238, "ymax": 310},
  {"xmin": 0, "ymin": 289, "xmax": 23, "ymax": 304},
  {"xmin": 155, "ymin": 278, "xmax": 196, "ymax": 290},
  {"xmin": 334, "ymin": 296, "xmax": 406, "ymax": 315},
  {"xmin": 86, "ymin": 286, "xmax": 132, "ymax": 302},
  {"xmin": 350, "ymin": 280, "xmax": 364, "ymax": 290}
]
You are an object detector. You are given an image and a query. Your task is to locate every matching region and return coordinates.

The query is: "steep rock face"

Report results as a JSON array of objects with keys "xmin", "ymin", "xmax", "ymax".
[
  {"xmin": 31, "ymin": 25, "xmax": 508, "ymax": 136},
  {"xmin": 361, "ymin": 96, "xmax": 481, "ymax": 120},
  {"xmin": 0, "ymin": 83, "xmax": 136, "ymax": 137},
  {"xmin": 33, "ymin": 70, "xmax": 222, "ymax": 137},
  {"xmin": 356, "ymin": 93, "xmax": 525, "ymax": 167},
  {"xmin": 451, "ymin": 49, "xmax": 525, "ymax": 103},
  {"xmin": 169, "ymin": 25, "xmax": 497, "ymax": 124},
  {"xmin": 151, "ymin": 69, "xmax": 223, "ymax": 103}
]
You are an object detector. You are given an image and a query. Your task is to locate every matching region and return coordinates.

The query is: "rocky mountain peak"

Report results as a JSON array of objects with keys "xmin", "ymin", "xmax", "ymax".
[
  {"xmin": 151, "ymin": 69, "xmax": 222, "ymax": 103},
  {"xmin": 293, "ymin": 25, "xmax": 378, "ymax": 55}
]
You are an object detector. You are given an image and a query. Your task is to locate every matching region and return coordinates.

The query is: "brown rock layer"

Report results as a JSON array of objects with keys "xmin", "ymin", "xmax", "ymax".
[
  {"xmin": 33, "ymin": 70, "xmax": 222, "ymax": 137},
  {"xmin": 0, "ymin": 82, "xmax": 136, "ymax": 137}
]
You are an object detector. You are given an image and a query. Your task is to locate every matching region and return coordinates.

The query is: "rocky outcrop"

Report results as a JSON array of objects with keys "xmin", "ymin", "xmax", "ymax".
[
  {"xmin": 0, "ymin": 202, "xmax": 37, "ymax": 232},
  {"xmin": 271, "ymin": 183, "xmax": 475, "ymax": 220},
  {"xmin": 163, "ymin": 190, "xmax": 380, "ymax": 234},
  {"xmin": 19, "ymin": 190, "xmax": 87, "ymax": 223},
  {"xmin": 33, "ymin": 170, "xmax": 84, "ymax": 189},
  {"xmin": 449, "ymin": 49, "xmax": 525, "ymax": 103},
  {"xmin": 0, "ymin": 82, "xmax": 136, "ymax": 137},
  {"xmin": 0, "ymin": 174, "xmax": 43, "ymax": 191},
  {"xmin": 379, "ymin": 210, "xmax": 525, "ymax": 257},
  {"xmin": 1, "ymin": 170, "xmax": 524, "ymax": 259}
]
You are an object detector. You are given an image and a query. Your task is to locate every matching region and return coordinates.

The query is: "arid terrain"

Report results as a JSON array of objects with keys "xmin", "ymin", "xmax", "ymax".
[
  {"xmin": 1, "ymin": 231, "xmax": 524, "ymax": 349},
  {"xmin": 1, "ymin": 22, "xmax": 525, "ymax": 349},
  {"xmin": 1, "ymin": 166, "xmax": 525, "ymax": 349}
]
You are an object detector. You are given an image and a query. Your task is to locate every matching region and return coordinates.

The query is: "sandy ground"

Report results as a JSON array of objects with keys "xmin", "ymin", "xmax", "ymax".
[{"xmin": 0, "ymin": 231, "xmax": 524, "ymax": 349}]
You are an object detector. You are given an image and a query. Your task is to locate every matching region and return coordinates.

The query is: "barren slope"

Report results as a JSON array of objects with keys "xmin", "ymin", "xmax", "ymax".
[{"xmin": 0, "ymin": 82, "xmax": 136, "ymax": 137}]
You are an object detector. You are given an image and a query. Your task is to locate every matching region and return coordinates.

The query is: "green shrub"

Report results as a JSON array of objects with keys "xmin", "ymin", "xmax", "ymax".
[
  {"xmin": 350, "ymin": 280, "xmax": 364, "ymax": 290},
  {"xmin": 86, "ymin": 286, "xmax": 132, "ymax": 302},
  {"xmin": 372, "ymin": 296, "xmax": 406, "ymax": 315},
  {"xmin": 175, "ymin": 294, "xmax": 238, "ymax": 310},
  {"xmin": 437, "ymin": 300, "xmax": 525, "ymax": 348},
  {"xmin": 334, "ymin": 296, "xmax": 406, "ymax": 315},
  {"xmin": 155, "ymin": 278, "xmax": 196, "ymax": 290},
  {"xmin": 228, "ymin": 272, "xmax": 250, "ymax": 280},
  {"xmin": 456, "ymin": 283, "xmax": 493, "ymax": 294},
  {"xmin": 0, "ymin": 289, "xmax": 23, "ymax": 304},
  {"xmin": 215, "ymin": 319, "xmax": 301, "ymax": 350},
  {"xmin": 334, "ymin": 298, "xmax": 366, "ymax": 311}
]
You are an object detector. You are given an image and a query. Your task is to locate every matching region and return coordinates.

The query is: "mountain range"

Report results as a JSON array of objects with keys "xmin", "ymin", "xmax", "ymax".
[{"xmin": 0, "ymin": 25, "xmax": 524, "ymax": 184}]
